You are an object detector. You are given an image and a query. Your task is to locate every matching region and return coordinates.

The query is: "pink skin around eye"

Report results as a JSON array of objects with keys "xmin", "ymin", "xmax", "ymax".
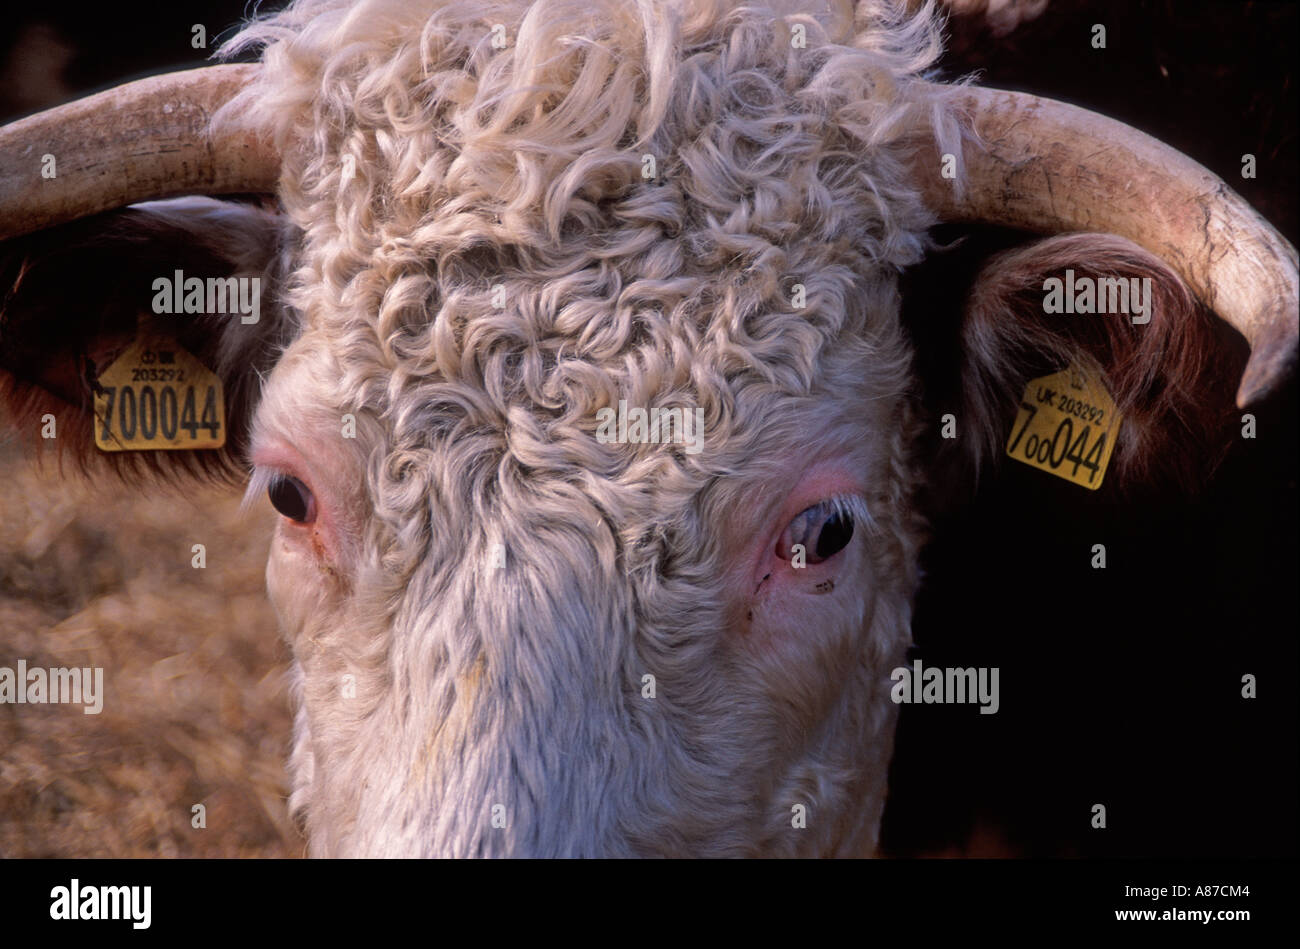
[
  {"xmin": 250, "ymin": 439, "xmax": 348, "ymax": 567},
  {"xmin": 747, "ymin": 461, "xmax": 866, "ymax": 599}
]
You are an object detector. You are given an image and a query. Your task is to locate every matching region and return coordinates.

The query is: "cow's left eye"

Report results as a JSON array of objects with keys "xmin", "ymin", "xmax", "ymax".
[
  {"xmin": 268, "ymin": 474, "xmax": 316, "ymax": 524},
  {"xmin": 776, "ymin": 501, "xmax": 854, "ymax": 564}
]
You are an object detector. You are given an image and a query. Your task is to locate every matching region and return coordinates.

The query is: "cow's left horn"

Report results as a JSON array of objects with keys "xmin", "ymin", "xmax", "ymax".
[
  {"xmin": 921, "ymin": 84, "xmax": 1299, "ymax": 408},
  {"xmin": 0, "ymin": 64, "xmax": 278, "ymax": 242}
]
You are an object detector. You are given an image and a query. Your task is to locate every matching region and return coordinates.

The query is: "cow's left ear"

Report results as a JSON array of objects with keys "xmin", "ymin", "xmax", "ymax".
[
  {"xmin": 0, "ymin": 196, "xmax": 294, "ymax": 484},
  {"xmin": 938, "ymin": 232, "xmax": 1245, "ymax": 494}
]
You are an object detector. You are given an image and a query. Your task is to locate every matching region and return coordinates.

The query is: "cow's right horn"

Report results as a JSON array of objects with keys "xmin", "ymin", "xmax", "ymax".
[
  {"xmin": 0, "ymin": 64, "xmax": 278, "ymax": 243},
  {"xmin": 922, "ymin": 84, "xmax": 1299, "ymax": 409}
]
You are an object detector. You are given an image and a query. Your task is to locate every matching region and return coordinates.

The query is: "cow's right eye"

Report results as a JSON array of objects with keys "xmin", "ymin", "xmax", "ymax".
[
  {"xmin": 268, "ymin": 474, "xmax": 316, "ymax": 524},
  {"xmin": 775, "ymin": 499, "xmax": 855, "ymax": 564}
]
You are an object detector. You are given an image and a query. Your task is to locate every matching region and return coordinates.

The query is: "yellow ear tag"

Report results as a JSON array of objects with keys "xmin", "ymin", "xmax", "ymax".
[
  {"xmin": 92, "ymin": 336, "xmax": 226, "ymax": 452},
  {"xmin": 1005, "ymin": 365, "xmax": 1121, "ymax": 489}
]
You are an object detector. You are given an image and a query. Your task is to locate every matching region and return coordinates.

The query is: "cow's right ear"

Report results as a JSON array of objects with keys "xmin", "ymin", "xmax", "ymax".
[
  {"xmin": 950, "ymin": 232, "xmax": 1244, "ymax": 495},
  {"xmin": 0, "ymin": 196, "xmax": 294, "ymax": 484},
  {"xmin": 904, "ymin": 230, "xmax": 1250, "ymax": 508}
]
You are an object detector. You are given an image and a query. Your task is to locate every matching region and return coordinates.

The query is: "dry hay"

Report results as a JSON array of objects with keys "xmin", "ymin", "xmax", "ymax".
[{"xmin": 0, "ymin": 426, "xmax": 297, "ymax": 857}]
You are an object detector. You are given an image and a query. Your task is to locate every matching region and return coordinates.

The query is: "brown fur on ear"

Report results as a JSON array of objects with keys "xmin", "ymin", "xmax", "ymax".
[
  {"xmin": 0, "ymin": 197, "xmax": 294, "ymax": 487},
  {"xmin": 956, "ymin": 232, "xmax": 1245, "ymax": 493}
]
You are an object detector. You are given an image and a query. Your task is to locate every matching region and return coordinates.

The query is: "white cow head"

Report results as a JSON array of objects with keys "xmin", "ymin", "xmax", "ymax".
[{"xmin": 1, "ymin": 0, "xmax": 1294, "ymax": 856}]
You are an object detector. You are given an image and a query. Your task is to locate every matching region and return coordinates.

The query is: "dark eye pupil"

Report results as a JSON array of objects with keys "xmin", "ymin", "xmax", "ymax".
[
  {"xmin": 268, "ymin": 475, "xmax": 313, "ymax": 523},
  {"xmin": 815, "ymin": 510, "xmax": 853, "ymax": 559}
]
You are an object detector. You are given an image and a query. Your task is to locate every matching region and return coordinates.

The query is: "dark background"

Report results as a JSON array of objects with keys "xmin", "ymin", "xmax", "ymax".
[
  {"xmin": 1, "ymin": 1, "xmax": 1295, "ymax": 857},
  {"xmin": 889, "ymin": 0, "xmax": 1298, "ymax": 857}
]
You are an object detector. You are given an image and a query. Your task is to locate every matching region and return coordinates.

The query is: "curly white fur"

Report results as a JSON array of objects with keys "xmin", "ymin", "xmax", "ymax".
[{"xmin": 212, "ymin": 0, "xmax": 964, "ymax": 856}]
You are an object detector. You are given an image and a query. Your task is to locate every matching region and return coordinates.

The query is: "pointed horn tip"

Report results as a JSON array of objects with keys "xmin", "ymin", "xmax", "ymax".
[{"xmin": 1235, "ymin": 316, "xmax": 1298, "ymax": 409}]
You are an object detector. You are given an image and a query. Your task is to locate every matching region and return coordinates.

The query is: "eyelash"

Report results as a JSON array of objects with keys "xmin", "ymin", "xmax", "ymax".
[
  {"xmin": 775, "ymin": 493, "xmax": 870, "ymax": 564},
  {"xmin": 270, "ymin": 474, "xmax": 316, "ymax": 523},
  {"xmin": 244, "ymin": 466, "xmax": 315, "ymax": 524}
]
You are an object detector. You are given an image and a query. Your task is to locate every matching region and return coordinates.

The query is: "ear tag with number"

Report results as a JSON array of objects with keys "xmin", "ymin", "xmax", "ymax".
[
  {"xmin": 92, "ymin": 336, "xmax": 226, "ymax": 451},
  {"xmin": 1005, "ymin": 365, "xmax": 1121, "ymax": 490}
]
